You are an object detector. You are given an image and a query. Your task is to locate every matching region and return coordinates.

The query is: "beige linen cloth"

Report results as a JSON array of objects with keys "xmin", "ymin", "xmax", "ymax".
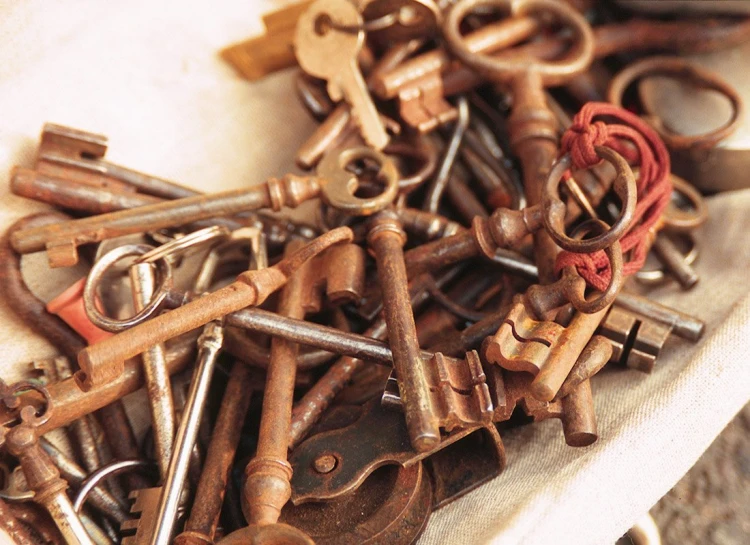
[{"xmin": 0, "ymin": 1, "xmax": 748, "ymax": 544}]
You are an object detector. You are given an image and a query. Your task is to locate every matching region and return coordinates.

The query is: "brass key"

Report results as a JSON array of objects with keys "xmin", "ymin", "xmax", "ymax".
[{"xmin": 295, "ymin": 0, "xmax": 390, "ymax": 149}]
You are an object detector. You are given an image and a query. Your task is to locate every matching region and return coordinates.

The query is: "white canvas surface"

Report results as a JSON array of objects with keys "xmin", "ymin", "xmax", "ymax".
[{"xmin": 0, "ymin": 1, "xmax": 748, "ymax": 543}]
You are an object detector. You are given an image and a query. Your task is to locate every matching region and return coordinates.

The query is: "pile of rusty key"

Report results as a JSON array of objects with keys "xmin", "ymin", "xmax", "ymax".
[{"xmin": 1, "ymin": 0, "xmax": 745, "ymax": 543}]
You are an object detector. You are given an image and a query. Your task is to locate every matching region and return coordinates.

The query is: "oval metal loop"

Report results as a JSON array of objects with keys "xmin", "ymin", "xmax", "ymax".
[
  {"xmin": 561, "ymin": 219, "xmax": 624, "ymax": 314},
  {"xmin": 543, "ymin": 146, "xmax": 637, "ymax": 254},
  {"xmin": 661, "ymin": 173, "xmax": 708, "ymax": 233},
  {"xmin": 317, "ymin": 146, "xmax": 400, "ymax": 215},
  {"xmin": 442, "ymin": 0, "xmax": 594, "ymax": 85},
  {"xmin": 84, "ymin": 244, "xmax": 173, "ymax": 332},
  {"xmin": 607, "ymin": 56, "xmax": 744, "ymax": 150}
]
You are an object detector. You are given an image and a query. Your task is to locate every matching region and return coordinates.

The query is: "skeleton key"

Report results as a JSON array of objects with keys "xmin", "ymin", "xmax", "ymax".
[
  {"xmin": 220, "ymin": 1, "xmax": 314, "ymax": 81},
  {"xmin": 12, "ymin": 147, "xmax": 396, "ymax": 268},
  {"xmin": 129, "ymin": 254, "xmax": 176, "ymax": 481},
  {"xmin": 120, "ymin": 487, "xmax": 167, "ymax": 545},
  {"xmin": 295, "ymin": 0, "xmax": 390, "ymax": 149},
  {"xmin": 147, "ymin": 321, "xmax": 225, "ymax": 545},
  {"xmin": 1, "ymin": 382, "xmax": 94, "ymax": 545},
  {"xmin": 598, "ymin": 306, "xmax": 675, "ymax": 374},
  {"xmin": 173, "ymin": 362, "xmax": 255, "ymax": 545}
]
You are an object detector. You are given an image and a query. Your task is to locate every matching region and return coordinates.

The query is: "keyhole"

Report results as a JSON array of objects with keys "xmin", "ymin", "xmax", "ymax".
[{"xmin": 314, "ymin": 14, "xmax": 333, "ymax": 35}]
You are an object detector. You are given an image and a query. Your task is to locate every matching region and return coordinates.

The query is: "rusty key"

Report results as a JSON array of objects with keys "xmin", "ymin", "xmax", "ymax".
[
  {"xmin": 173, "ymin": 362, "xmax": 255, "ymax": 545},
  {"xmin": 367, "ymin": 210, "xmax": 440, "ymax": 452},
  {"xmin": 76, "ymin": 227, "xmax": 352, "ymax": 388},
  {"xmin": 11, "ymin": 146, "xmax": 396, "ymax": 268},
  {"xmin": 242, "ymin": 239, "xmax": 315, "ymax": 532},
  {"xmin": 1, "ymin": 382, "xmax": 94, "ymax": 545}
]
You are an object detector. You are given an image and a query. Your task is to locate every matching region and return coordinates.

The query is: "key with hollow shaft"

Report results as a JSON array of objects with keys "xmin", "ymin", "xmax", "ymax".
[
  {"xmin": 10, "ymin": 146, "xmax": 396, "ymax": 268},
  {"xmin": 295, "ymin": 0, "xmax": 390, "ymax": 149}
]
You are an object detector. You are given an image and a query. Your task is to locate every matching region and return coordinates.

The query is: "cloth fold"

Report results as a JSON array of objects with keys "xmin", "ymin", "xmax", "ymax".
[{"xmin": 0, "ymin": 2, "xmax": 748, "ymax": 544}]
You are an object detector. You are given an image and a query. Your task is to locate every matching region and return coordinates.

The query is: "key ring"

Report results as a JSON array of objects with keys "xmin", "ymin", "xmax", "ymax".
[
  {"xmin": 137, "ymin": 225, "xmax": 231, "ymax": 264},
  {"xmin": 73, "ymin": 459, "xmax": 155, "ymax": 512},
  {"xmin": 607, "ymin": 56, "xmax": 744, "ymax": 150},
  {"xmin": 442, "ymin": 0, "xmax": 594, "ymax": 85},
  {"xmin": 543, "ymin": 146, "xmax": 637, "ymax": 254},
  {"xmin": 560, "ymin": 219, "xmax": 624, "ymax": 314},
  {"xmin": 317, "ymin": 146, "xmax": 400, "ymax": 215},
  {"xmin": 84, "ymin": 244, "xmax": 173, "ymax": 332}
]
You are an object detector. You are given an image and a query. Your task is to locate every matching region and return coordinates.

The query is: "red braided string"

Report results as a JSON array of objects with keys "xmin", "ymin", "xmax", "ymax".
[{"xmin": 555, "ymin": 102, "xmax": 672, "ymax": 291}]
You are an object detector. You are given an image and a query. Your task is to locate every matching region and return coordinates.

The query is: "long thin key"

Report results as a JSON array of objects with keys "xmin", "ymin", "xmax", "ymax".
[{"xmin": 295, "ymin": 0, "xmax": 389, "ymax": 149}]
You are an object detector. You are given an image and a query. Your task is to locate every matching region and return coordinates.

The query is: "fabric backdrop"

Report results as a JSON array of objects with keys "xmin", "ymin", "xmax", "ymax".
[{"xmin": 0, "ymin": 1, "xmax": 748, "ymax": 543}]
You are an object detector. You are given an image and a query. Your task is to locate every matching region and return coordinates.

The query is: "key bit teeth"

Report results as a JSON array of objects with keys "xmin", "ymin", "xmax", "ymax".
[{"xmin": 120, "ymin": 519, "xmax": 139, "ymax": 532}]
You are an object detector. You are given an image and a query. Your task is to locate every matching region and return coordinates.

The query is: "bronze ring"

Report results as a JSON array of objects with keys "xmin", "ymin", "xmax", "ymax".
[
  {"xmin": 543, "ymin": 146, "xmax": 637, "ymax": 254},
  {"xmin": 661, "ymin": 173, "xmax": 708, "ymax": 233},
  {"xmin": 561, "ymin": 219, "xmax": 624, "ymax": 314},
  {"xmin": 84, "ymin": 244, "xmax": 173, "ymax": 333},
  {"xmin": 607, "ymin": 56, "xmax": 744, "ymax": 150},
  {"xmin": 442, "ymin": 0, "xmax": 594, "ymax": 85}
]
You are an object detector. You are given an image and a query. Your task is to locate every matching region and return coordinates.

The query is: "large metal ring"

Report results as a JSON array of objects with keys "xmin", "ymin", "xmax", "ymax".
[
  {"xmin": 561, "ymin": 219, "xmax": 624, "ymax": 314},
  {"xmin": 442, "ymin": 0, "xmax": 594, "ymax": 85},
  {"xmin": 84, "ymin": 244, "xmax": 173, "ymax": 332},
  {"xmin": 543, "ymin": 146, "xmax": 637, "ymax": 254},
  {"xmin": 608, "ymin": 56, "xmax": 744, "ymax": 150}
]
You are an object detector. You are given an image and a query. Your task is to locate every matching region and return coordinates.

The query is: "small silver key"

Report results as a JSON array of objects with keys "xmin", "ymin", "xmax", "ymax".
[{"xmin": 295, "ymin": 0, "xmax": 390, "ymax": 149}]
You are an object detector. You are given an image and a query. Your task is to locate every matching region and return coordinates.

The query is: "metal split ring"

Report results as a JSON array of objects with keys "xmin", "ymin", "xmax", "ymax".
[
  {"xmin": 384, "ymin": 136, "xmax": 439, "ymax": 194},
  {"xmin": 73, "ymin": 459, "xmax": 155, "ymax": 512},
  {"xmin": 543, "ymin": 146, "xmax": 637, "ymax": 254},
  {"xmin": 84, "ymin": 244, "xmax": 173, "ymax": 332},
  {"xmin": 138, "ymin": 226, "xmax": 231, "ymax": 264}
]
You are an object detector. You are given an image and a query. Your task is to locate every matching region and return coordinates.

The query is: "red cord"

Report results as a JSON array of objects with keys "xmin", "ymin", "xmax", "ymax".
[{"xmin": 554, "ymin": 102, "xmax": 672, "ymax": 291}]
